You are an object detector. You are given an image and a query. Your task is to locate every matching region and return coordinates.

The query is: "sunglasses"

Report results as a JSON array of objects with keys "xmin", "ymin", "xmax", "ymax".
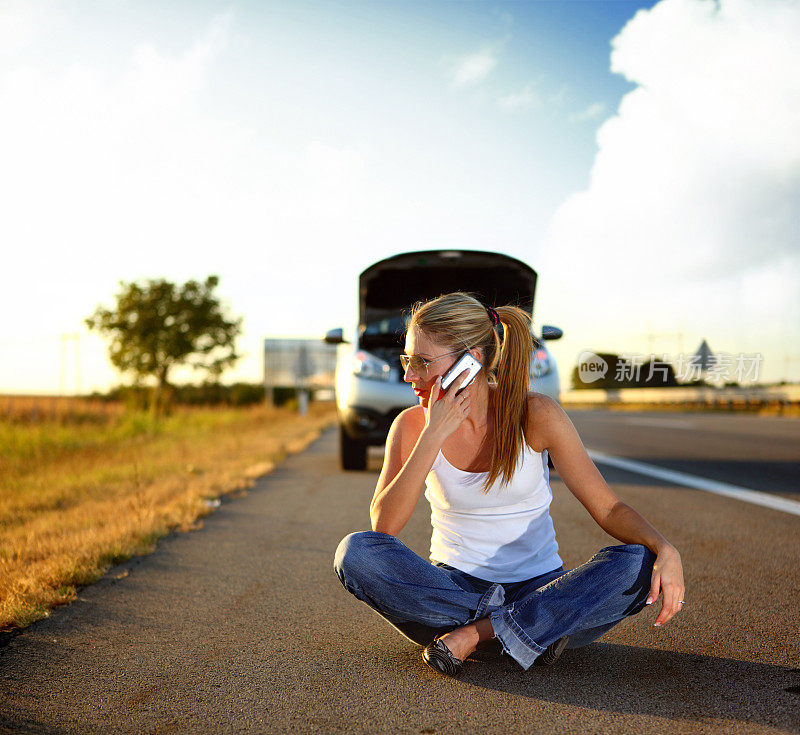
[{"xmin": 399, "ymin": 349, "xmax": 464, "ymax": 374}]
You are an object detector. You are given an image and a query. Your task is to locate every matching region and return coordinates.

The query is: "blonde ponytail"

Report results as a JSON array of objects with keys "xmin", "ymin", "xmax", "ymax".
[{"xmin": 485, "ymin": 304, "xmax": 533, "ymax": 493}]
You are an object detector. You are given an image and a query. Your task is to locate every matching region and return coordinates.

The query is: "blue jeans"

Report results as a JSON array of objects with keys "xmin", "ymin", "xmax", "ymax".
[{"xmin": 333, "ymin": 530, "xmax": 656, "ymax": 671}]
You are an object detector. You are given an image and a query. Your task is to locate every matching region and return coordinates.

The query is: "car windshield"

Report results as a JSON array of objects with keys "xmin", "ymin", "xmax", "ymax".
[{"xmin": 360, "ymin": 315, "xmax": 409, "ymax": 347}]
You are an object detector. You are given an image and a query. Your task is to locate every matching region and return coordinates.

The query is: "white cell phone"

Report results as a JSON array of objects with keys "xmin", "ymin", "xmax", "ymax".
[{"xmin": 440, "ymin": 351, "xmax": 482, "ymax": 395}]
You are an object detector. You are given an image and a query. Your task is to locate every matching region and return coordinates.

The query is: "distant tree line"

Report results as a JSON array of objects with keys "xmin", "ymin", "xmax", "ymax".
[{"xmin": 87, "ymin": 382, "xmax": 324, "ymax": 410}]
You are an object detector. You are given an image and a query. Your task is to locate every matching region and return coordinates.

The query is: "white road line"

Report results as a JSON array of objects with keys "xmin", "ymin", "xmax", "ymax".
[{"xmin": 587, "ymin": 449, "xmax": 800, "ymax": 517}]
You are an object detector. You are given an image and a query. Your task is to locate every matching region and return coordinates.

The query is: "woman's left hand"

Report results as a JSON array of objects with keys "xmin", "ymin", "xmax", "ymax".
[{"xmin": 646, "ymin": 544, "xmax": 685, "ymax": 627}]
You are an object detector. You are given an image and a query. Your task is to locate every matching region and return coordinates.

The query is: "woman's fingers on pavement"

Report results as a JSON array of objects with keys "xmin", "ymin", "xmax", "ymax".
[
  {"xmin": 654, "ymin": 582, "xmax": 685, "ymax": 626},
  {"xmin": 646, "ymin": 570, "xmax": 660, "ymax": 607},
  {"xmin": 648, "ymin": 568, "xmax": 670, "ymax": 626}
]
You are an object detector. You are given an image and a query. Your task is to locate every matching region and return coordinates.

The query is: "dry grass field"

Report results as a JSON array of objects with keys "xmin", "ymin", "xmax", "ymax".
[
  {"xmin": 0, "ymin": 396, "xmax": 337, "ymax": 634},
  {"xmin": 0, "ymin": 394, "xmax": 128, "ymax": 424}
]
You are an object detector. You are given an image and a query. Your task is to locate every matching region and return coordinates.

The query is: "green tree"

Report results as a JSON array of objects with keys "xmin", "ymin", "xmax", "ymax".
[{"xmin": 85, "ymin": 275, "xmax": 243, "ymax": 417}]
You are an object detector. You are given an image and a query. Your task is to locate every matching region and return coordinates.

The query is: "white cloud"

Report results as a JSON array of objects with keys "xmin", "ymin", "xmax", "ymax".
[
  {"xmin": 498, "ymin": 83, "xmax": 541, "ymax": 111},
  {"xmin": 567, "ymin": 101, "xmax": 606, "ymax": 123},
  {"xmin": 0, "ymin": 9, "xmax": 279, "ymax": 389},
  {"xmin": 0, "ymin": 9, "xmax": 238, "ymax": 254},
  {"xmin": 538, "ymin": 0, "xmax": 800, "ymax": 382},
  {"xmin": 443, "ymin": 44, "xmax": 500, "ymax": 89},
  {"xmin": 545, "ymin": 0, "xmax": 800, "ymax": 278},
  {"xmin": 124, "ymin": 10, "xmax": 232, "ymax": 111},
  {"xmin": 0, "ymin": 7, "xmax": 398, "ymax": 390},
  {"xmin": 0, "ymin": 0, "xmax": 62, "ymax": 56}
]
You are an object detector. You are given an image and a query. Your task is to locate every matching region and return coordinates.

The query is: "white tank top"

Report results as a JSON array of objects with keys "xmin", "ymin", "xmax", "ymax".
[{"xmin": 421, "ymin": 404, "xmax": 563, "ymax": 583}]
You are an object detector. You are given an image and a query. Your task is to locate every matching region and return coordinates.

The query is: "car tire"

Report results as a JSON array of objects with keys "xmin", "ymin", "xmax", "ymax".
[{"xmin": 340, "ymin": 424, "xmax": 368, "ymax": 471}]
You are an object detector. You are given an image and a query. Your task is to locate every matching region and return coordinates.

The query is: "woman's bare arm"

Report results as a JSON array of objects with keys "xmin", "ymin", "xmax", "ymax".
[
  {"xmin": 535, "ymin": 394, "xmax": 674, "ymax": 554},
  {"xmin": 535, "ymin": 394, "xmax": 686, "ymax": 626},
  {"xmin": 371, "ymin": 373, "xmax": 474, "ymax": 536},
  {"xmin": 369, "ymin": 410, "xmax": 444, "ymax": 536}
]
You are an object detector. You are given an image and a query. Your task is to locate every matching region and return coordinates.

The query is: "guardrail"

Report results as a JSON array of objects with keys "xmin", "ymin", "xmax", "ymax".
[{"xmin": 560, "ymin": 384, "xmax": 800, "ymax": 409}]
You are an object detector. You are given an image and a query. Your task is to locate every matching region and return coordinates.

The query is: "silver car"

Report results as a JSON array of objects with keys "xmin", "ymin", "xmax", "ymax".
[{"xmin": 324, "ymin": 249, "xmax": 563, "ymax": 470}]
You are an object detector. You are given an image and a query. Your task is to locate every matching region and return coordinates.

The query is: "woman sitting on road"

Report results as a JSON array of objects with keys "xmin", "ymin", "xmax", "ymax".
[{"xmin": 333, "ymin": 291, "xmax": 686, "ymax": 677}]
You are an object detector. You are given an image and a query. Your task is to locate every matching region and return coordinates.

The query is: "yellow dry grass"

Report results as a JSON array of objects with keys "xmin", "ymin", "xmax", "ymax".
[
  {"xmin": 0, "ymin": 400, "xmax": 337, "ymax": 633},
  {"xmin": 0, "ymin": 394, "xmax": 126, "ymax": 423}
]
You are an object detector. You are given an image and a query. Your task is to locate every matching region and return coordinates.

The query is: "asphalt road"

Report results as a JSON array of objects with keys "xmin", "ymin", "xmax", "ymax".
[
  {"xmin": 567, "ymin": 408, "xmax": 800, "ymax": 503},
  {"xmin": 1, "ymin": 409, "xmax": 799, "ymax": 734}
]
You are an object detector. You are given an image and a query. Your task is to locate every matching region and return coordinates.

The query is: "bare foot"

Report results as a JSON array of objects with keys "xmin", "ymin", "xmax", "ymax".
[{"xmin": 438, "ymin": 624, "xmax": 480, "ymax": 662}]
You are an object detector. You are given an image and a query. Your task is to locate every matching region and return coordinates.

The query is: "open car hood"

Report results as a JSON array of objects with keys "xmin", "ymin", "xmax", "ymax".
[{"xmin": 358, "ymin": 249, "xmax": 537, "ymax": 348}]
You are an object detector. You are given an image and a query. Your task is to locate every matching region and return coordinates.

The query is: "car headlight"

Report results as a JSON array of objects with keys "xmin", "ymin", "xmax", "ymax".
[
  {"xmin": 532, "ymin": 347, "xmax": 552, "ymax": 378},
  {"xmin": 352, "ymin": 350, "xmax": 392, "ymax": 381}
]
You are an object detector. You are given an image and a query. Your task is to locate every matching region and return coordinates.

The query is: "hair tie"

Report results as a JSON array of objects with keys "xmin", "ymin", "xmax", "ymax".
[{"xmin": 485, "ymin": 305, "xmax": 499, "ymax": 326}]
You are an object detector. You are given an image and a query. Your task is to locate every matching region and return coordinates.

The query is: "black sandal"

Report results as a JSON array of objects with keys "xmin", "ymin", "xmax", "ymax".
[
  {"xmin": 422, "ymin": 637, "xmax": 463, "ymax": 677},
  {"xmin": 533, "ymin": 634, "xmax": 570, "ymax": 666}
]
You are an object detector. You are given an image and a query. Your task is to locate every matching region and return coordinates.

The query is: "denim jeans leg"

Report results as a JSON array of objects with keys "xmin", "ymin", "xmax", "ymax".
[
  {"xmin": 489, "ymin": 543, "xmax": 656, "ymax": 670},
  {"xmin": 333, "ymin": 530, "xmax": 506, "ymax": 645}
]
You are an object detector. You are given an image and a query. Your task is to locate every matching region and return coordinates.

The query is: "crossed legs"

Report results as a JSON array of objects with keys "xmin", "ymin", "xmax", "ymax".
[{"xmin": 333, "ymin": 530, "xmax": 655, "ymax": 671}]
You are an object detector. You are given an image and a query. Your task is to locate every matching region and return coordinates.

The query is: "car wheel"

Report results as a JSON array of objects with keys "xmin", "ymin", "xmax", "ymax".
[{"xmin": 340, "ymin": 424, "xmax": 368, "ymax": 471}]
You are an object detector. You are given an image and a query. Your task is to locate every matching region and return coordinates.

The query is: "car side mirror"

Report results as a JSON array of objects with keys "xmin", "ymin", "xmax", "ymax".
[
  {"xmin": 324, "ymin": 327, "xmax": 348, "ymax": 344},
  {"xmin": 541, "ymin": 325, "xmax": 563, "ymax": 341}
]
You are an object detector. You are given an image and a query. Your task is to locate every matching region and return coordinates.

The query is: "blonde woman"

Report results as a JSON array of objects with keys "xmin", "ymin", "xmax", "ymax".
[{"xmin": 333, "ymin": 292, "xmax": 685, "ymax": 677}]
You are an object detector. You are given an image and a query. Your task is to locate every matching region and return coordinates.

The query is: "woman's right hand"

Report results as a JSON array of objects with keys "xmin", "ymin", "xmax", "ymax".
[{"xmin": 424, "ymin": 373, "xmax": 473, "ymax": 440}]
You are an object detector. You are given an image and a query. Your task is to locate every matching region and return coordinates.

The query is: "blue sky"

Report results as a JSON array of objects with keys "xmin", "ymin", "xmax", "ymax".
[{"xmin": 2, "ymin": 0, "xmax": 798, "ymax": 394}]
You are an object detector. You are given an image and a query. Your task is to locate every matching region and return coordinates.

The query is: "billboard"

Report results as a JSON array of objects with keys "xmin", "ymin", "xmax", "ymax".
[{"xmin": 263, "ymin": 338, "xmax": 338, "ymax": 391}]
